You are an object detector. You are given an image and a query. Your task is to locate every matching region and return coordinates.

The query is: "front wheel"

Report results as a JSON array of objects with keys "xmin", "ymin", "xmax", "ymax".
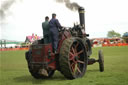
[
  {"xmin": 98, "ymin": 50, "xmax": 104, "ymax": 72},
  {"xmin": 59, "ymin": 38, "xmax": 88, "ymax": 79}
]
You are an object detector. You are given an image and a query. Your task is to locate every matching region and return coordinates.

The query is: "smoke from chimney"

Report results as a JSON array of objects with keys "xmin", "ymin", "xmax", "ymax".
[
  {"xmin": 0, "ymin": 0, "xmax": 22, "ymax": 20},
  {"xmin": 55, "ymin": 0, "xmax": 80, "ymax": 11}
]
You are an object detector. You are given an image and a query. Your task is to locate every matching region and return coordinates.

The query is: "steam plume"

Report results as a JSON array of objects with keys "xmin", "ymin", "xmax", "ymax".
[
  {"xmin": 0, "ymin": 0, "xmax": 22, "ymax": 20},
  {"xmin": 55, "ymin": 0, "xmax": 80, "ymax": 11}
]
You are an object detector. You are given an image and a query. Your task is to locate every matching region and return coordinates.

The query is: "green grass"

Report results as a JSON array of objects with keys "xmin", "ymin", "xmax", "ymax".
[{"xmin": 0, "ymin": 46, "xmax": 128, "ymax": 85}]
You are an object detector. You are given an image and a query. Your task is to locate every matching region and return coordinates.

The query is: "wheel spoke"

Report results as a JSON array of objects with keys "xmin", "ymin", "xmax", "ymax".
[
  {"xmin": 77, "ymin": 60, "xmax": 85, "ymax": 64},
  {"xmin": 71, "ymin": 65, "xmax": 74, "ymax": 72},
  {"xmin": 71, "ymin": 63, "xmax": 76, "ymax": 73},
  {"xmin": 75, "ymin": 42, "xmax": 79, "ymax": 49},
  {"xmin": 75, "ymin": 42, "xmax": 79, "ymax": 53},
  {"xmin": 72, "ymin": 47, "xmax": 75, "ymax": 54},
  {"xmin": 69, "ymin": 52, "xmax": 74, "ymax": 60},
  {"xmin": 77, "ymin": 49, "xmax": 84, "ymax": 55},
  {"xmin": 74, "ymin": 48, "xmax": 77, "ymax": 53},
  {"xmin": 77, "ymin": 66, "xmax": 82, "ymax": 74},
  {"xmin": 73, "ymin": 59, "xmax": 77, "ymax": 64},
  {"xmin": 71, "ymin": 62, "xmax": 75, "ymax": 67},
  {"xmin": 69, "ymin": 52, "xmax": 74, "ymax": 57}
]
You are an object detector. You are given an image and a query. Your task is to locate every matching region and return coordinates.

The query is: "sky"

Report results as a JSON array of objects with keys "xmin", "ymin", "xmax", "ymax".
[{"xmin": 0, "ymin": 0, "xmax": 128, "ymax": 41}]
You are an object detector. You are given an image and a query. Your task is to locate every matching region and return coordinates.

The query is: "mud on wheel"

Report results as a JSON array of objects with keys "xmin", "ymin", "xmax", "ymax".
[
  {"xmin": 25, "ymin": 51, "xmax": 54, "ymax": 79},
  {"xmin": 59, "ymin": 38, "xmax": 88, "ymax": 79}
]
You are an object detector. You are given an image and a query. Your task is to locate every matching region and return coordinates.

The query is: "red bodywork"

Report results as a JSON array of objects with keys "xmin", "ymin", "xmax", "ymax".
[{"xmin": 31, "ymin": 30, "xmax": 71, "ymax": 70}]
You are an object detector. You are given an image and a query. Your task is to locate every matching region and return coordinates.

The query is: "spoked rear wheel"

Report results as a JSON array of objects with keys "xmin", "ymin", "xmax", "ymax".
[
  {"xmin": 98, "ymin": 50, "xmax": 104, "ymax": 72},
  {"xmin": 59, "ymin": 38, "xmax": 88, "ymax": 79}
]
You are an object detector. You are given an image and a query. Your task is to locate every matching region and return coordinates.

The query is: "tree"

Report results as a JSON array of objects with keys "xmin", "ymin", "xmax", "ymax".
[
  {"xmin": 107, "ymin": 30, "xmax": 121, "ymax": 38},
  {"xmin": 122, "ymin": 32, "xmax": 128, "ymax": 37},
  {"xmin": 122, "ymin": 32, "xmax": 128, "ymax": 43}
]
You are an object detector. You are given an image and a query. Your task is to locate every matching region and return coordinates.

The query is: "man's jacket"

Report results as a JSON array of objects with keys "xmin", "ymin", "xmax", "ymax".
[{"xmin": 42, "ymin": 21, "xmax": 50, "ymax": 36}]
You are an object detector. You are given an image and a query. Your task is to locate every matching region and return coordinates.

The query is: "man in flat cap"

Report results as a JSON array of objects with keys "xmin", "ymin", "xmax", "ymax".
[{"xmin": 49, "ymin": 13, "xmax": 62, "ymax": 53}]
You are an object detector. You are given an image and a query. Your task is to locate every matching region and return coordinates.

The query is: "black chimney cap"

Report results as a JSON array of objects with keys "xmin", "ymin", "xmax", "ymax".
[{"xmin": 79, "ymin": 7, "xmax": 84, "ymax": 11}]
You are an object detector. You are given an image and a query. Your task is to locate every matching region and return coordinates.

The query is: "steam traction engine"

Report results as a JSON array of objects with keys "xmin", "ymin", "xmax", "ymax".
[{"xmin": 25, "ymin": 7, "xmax": 104, "ymax": 79}]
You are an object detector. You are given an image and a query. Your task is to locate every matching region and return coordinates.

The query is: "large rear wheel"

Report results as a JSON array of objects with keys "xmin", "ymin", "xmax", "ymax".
[{"xmin": 59, "ymin": 38, "xmax": 88, "ymax": 79}]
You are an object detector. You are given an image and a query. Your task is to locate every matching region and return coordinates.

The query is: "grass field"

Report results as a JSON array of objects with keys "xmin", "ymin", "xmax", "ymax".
[{"xmin": 0, "ymin": 46, "xmax": 128, "ymax": 85}]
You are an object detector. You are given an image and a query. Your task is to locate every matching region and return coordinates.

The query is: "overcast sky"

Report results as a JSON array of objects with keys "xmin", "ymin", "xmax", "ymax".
[{"xmin": 0, "ymin": 0, "xmax": 128, "ymax": 41}]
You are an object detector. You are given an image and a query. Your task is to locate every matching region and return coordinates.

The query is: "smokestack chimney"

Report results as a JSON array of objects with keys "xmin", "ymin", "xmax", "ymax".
[{"xmin": 78, "ymin": 7, "xmax": 85, "ymax": 30}]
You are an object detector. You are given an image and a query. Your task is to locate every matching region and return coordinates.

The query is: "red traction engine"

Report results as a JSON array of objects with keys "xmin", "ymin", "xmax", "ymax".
[{"xmin": 25, "ymin": 7, "xmax": 104, "ymax": 79}]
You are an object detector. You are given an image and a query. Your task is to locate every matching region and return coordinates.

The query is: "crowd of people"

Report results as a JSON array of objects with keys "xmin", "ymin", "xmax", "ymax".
[{"xmin": 92, "ymin": 38, "xmax": 128, "ymax": 47}]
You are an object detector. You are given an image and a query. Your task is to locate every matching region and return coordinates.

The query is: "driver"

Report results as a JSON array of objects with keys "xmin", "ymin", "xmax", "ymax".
[{"xmin": 49, "ymin": 13, "xmax": 62, "ymax": 53}]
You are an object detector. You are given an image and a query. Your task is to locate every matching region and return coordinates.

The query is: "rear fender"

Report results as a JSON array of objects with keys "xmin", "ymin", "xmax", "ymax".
[{"xmin": 31, "ymin": 44, "xmax": 56, "ymax": 70}]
